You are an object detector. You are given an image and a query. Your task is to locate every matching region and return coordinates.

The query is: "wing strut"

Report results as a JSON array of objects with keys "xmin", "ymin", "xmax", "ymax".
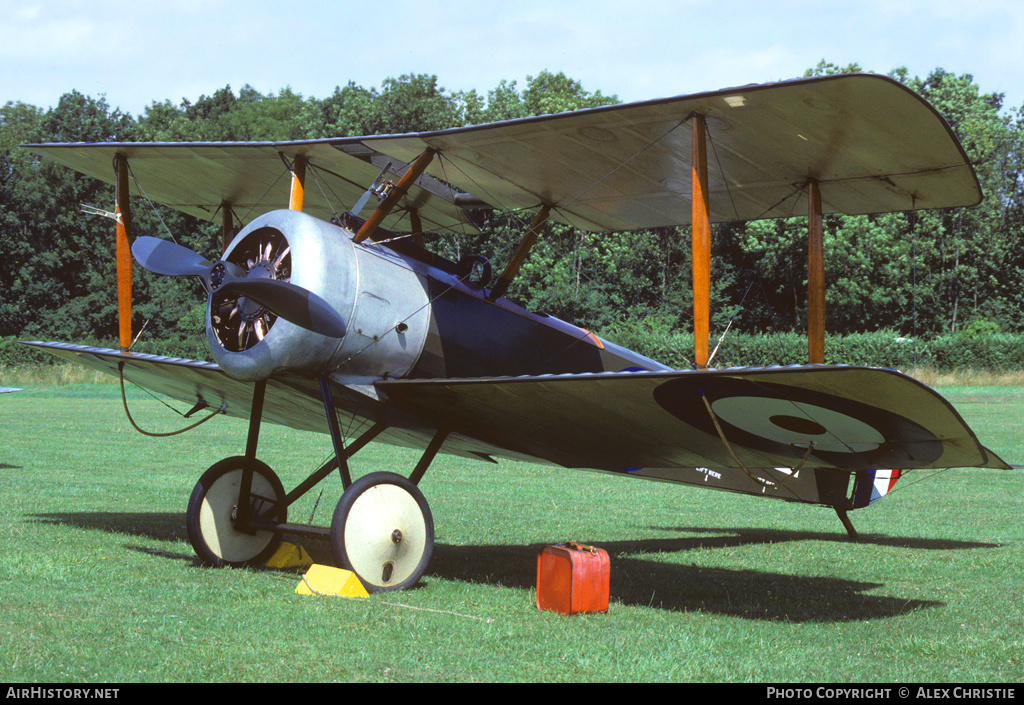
[
  {"xmin": 220, "ymin": 202, "xmax": 234, "ymax": 254},
  {"xmin": 691, "ymin": 114, "xmax": 710, "ymax": 368},
  {"xmin": 114, "ymin": 154, "xmax": 134, "ymax": 354},
  {"xmin": 289, "ymin": 154, "xmax": 307, "ymax": 211},
  {"xmin": 489, "ymin": 205, "xmax": 552, "ymax": 301},
  {"xmin": 807, "ymin": 178, "xmax": 825, "ymax": 364},
  {"xmin": 354, "ymin": 149, "xmax": 436, "ymax": 243}
]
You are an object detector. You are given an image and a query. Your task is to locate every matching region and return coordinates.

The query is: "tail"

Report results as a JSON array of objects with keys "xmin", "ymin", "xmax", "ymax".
[{"xmin": 850, "ymin": 469, "xmax": 903, "ymax": 509}]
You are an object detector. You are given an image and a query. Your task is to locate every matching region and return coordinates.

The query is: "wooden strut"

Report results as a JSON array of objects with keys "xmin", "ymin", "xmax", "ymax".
[
  {"xmin": 221, "ymin": 202, "xmax": 234, "ymax": 254},
  {"xmin": 489, "ymin": 205, "xmax": 552, "ymax": 301},
  {"xmin": 354, "ymin": 149, "xmax": 436, "ymax": 243},
  {"xmin": 114, "ymin": 154, "xmax": 133, "ymax": 354},
  {"xmin": 289, "ymin": 154, "xmax": 307, "ymax": 212},
  {"xmin": 807, "ymin": 178, "xmax": 825, "ymax": 364},
  {"xmin": 691, "ymin": 114, "xmax": 711, "ymax": 369}
]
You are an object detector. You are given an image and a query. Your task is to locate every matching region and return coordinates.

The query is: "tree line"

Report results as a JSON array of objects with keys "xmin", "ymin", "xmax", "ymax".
[{"xmin": 1, "ymin": 64, "xmax": 1023, "ymax": 365}]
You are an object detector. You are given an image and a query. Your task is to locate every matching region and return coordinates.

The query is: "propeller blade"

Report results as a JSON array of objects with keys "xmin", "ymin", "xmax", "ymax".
[
  {"xmin": 212, "ymin": 266, "xmax": 347, "ymax": 339},
  {"xmin": 132, "ymin": 236, "xmax": 213, "ymax": 277},
  {"xmin": 134, "ymin": 237, "xmax": 346, "ymax": 339}
]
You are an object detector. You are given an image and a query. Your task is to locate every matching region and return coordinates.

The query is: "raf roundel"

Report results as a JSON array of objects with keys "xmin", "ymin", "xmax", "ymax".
[{"xmin": 652, "ymin": 375, "xmax": 944, "ymax": 470}]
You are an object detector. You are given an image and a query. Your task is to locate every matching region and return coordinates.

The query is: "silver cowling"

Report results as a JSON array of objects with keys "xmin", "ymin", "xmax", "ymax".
[{"xmin": 206, "ymin": 209, "xmax": 431, "ymax": 382}]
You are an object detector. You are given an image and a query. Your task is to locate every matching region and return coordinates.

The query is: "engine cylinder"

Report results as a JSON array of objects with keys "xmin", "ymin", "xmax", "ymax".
[{"xmin": 206, "ymin": 210, "xmax": 430, "ymax": 382}]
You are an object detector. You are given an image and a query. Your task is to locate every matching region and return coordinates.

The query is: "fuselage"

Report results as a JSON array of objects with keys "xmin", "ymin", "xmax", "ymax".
[{"xmin": 207, "ymin": 209, "xmax": 669, "ymax": 384}]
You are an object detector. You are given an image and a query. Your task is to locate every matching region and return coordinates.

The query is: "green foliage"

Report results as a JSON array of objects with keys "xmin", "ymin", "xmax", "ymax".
[
  {"xmin": 521, "ymin": 70, "xmax": 618, "ymax": 115},
  {"xmin": 804, "ymin": 59, "xmax": 864, "ymax": 77},
  {"xmin": 600, "ymin": 327, "xmax": 1024, "ymax": 373}
]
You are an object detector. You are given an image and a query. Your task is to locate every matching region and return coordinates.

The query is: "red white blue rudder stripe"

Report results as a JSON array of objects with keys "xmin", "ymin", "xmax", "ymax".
[{"xmin": 851, "ymin": 469, "xmax": 903, "ymax": 509}]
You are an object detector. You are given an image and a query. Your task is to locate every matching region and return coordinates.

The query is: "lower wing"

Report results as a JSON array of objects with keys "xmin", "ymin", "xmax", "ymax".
[
  {"xmin": 25, "ymin": 341, "xmax": 1009, "ymax": 475},
  {"xmin": 379, "ymin": 366, "xmax": 1011, "ymax": 472}
]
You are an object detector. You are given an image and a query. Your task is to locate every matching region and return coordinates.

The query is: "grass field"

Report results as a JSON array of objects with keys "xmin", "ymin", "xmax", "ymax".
[{"xmin": 2, "ymin": 373, "xmax": 1023, "ymax": 683}]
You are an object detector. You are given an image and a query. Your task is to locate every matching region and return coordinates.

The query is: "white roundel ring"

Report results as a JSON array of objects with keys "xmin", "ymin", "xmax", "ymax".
[
  {"xmin": 651, "ymin": 374, "xmax": 944, "ymax": 468},
  {"xmin": 710, "ymin": 396, "xmax": 885, "ymax": 453}
]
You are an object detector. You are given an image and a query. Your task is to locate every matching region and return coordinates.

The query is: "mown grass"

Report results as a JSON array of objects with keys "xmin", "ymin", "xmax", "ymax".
[{"xmin": 2, "ymin": 376, "xmax": 1023, "ymax": 682}]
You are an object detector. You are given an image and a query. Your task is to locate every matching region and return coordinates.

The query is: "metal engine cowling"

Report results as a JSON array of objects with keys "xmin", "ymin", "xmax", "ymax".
[{"xmin": 206, "ymin": 209, "xmax": 430, "ymax": 382}]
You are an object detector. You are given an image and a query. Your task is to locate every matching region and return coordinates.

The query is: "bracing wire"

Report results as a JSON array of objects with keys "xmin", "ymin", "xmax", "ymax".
[
  {"xmin": 123, "ymin": 159, "xmax": 179, "ymax": 245},
  {"xmin": 555, "ymin": 117, "xmax": 690, "ymax": 218},
  {"xmin": 117, "ymin": 363, "xmax": 224, "ymax": 437},
  {"xmin": 706, "ymin": 125, "xmax": 741, "ymax": 222},
  {"xmin": 438, "ymin": 118, "xmax": 694, "ymax": 348}
]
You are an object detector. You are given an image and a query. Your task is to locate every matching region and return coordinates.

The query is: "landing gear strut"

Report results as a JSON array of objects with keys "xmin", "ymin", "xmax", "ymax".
[{"xmin": 183, "ymin": 376, "xmax": 439, "ymax": 592}]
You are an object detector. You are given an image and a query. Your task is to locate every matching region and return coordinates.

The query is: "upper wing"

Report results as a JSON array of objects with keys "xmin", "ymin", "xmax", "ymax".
[
  {"xmin": 379, "ymin": 365, "xmax": 1010, "ymax": 472},
  {"xmin": 23, "ymin": 141, "xmax": 479, "ymax": 235},
  {"xmin": 362, "ymin": 73, "xmax": 980, "ymax": 231},
  {"xmin": 25, "ymin": 74, "xmax": 978, "ymax": 234}
]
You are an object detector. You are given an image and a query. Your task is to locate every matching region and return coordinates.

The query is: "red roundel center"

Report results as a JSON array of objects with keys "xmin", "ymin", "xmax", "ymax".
[{"xmin": 769, "ymin": 415, "xmax": 827, "ymax": 436}]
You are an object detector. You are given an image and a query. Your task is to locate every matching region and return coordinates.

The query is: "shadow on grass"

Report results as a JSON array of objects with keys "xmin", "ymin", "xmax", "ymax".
[
  {"xmin": 29, "ymin": 511, "xmax": 186, "ymax": 542},
  {"xmin": 428, "ymin": 527, "xmax": 1001, "ymax": 622},
  {"xmin": 29, "ymin": 512, "xmax": 999, "ymax": 622}
]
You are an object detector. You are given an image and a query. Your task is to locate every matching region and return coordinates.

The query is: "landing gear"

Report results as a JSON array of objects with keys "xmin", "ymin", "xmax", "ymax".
[
  {"xmin": 330, "ymin": 472, "xmax": 434, "ymax": 592},
  {"xmin": 183, "ymin": 376, "xmax": 440, "ymax": 592},
  {"xmin": 186, "ymin": 456, "xmax": 287, "ymax": 567}
]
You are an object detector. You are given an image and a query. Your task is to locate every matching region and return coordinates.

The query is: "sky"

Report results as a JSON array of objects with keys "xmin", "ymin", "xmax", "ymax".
[{"xmin": 3, "ymin": 0, "xmax": 1022, "ymax": 121}]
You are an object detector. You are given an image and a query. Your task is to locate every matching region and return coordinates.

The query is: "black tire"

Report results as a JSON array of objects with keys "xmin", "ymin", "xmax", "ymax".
[
  {"xmin": 330, "ymin": 472, "xmax": 434, "ymax": 592},
  {"xmin": 186, "ymin": 456, "xmax": 286, "ymax": 567}
]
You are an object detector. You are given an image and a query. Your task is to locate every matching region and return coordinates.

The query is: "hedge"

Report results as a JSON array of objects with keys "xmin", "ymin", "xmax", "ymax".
[
  {"xmin": 4, "ymin": 330, "xmax": 1024, "ymax": 372},
  {"xmin": 605, "ymin": 322, "xmax": 1024, "ymax": 371},
  {"xmin": 678, "ymin": 331, "xmax": 1024, "ymax": 371}
]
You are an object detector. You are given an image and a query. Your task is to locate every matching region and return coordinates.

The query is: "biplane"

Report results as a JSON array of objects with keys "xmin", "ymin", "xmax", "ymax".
[{"xmin": 23, "ymin": 73, "xmax": 1011, "ymax": 592}]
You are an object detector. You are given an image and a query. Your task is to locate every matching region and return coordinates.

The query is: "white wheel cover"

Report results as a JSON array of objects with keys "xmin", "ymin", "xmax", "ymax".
[
  {"xmin": 344, "ymin": 483, "xmax": 427, "ymax": 587},
  {"xmin": 199, "ymin": 469, "xmax": 278, "ymax": 563}
]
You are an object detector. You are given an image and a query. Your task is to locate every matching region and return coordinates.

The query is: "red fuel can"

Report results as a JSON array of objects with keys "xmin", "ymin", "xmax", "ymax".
[{"xmin": 536, "ymin": 542, "xmax": 610, "ymax": 615}]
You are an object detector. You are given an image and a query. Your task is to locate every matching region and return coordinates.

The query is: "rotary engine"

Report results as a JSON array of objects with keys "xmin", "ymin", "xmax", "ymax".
[{"xmin": 205, "ymin": 209, "xmax": 431, "ymax": 382}]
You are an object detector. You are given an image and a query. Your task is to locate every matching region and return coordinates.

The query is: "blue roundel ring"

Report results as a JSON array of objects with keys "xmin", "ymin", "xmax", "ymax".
[{"xmin": 652, "ymin": 376, "xmax": 942, "ymax": 470}]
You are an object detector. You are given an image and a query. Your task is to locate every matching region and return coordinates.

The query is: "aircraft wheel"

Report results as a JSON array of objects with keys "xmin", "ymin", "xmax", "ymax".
[
  {"xmin": 330, "ymin": 472, "xmax": 434, "ymax": 592},
  {"xmin": 186, "ymin": 456, "xmax": 287, "ymax": 567}
]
